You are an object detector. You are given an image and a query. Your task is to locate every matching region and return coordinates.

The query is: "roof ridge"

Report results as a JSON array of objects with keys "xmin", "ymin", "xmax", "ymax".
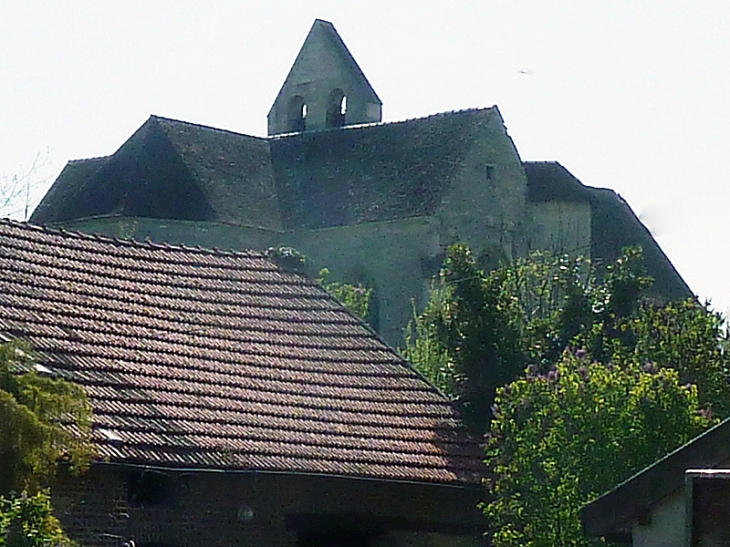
[
  {"xmin": 150, "ymin": 115, "xmax": 269, "ymax": 142},
  {"xmin": 67, "ymin": 156, "xmax": 110, "ymax": 165},
  {"xmin": 0, "ymin": 218, "xmax": 265, "ymax": 260},
  {"xmin": 103, "ymin": 107, "xmax": 501, "ymax": 147},
  {"xmin": 270, "ymin": 105, "xmax": 498, "ymax": 140}
]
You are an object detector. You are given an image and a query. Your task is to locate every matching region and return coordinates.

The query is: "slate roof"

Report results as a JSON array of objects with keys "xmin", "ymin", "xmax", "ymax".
[
  {"xmin": 0, "ymin": 220, "xmax": 483, "ymax": 484},
  {"xmin": 269, "ymin": 108, "xmax": 495, "ymax": 229},
  {"xmin": 581, "ymin": 416, "xmax": 730, "ymax": 538},
  {"xmin": 31, "ymin": 108, "xmax": 498, "ymax": 230},
  {"xmin": 524, "ymin": 161, "xmax": 593, "ymax": 203}
]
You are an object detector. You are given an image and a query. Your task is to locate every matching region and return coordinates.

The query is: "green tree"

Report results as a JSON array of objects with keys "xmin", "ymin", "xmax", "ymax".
[
  {"xmin": 0, "ymin": 491, "xmax": 73, "ymax": 547},
  {"xmin": 0, "ymin": 341, "xmax": 93, "ymax": 494},
  {"xmin": 404, "ymin": 244, "xmax": 525, "ymax": 434},
  {"xmin": 604, "ymin": 299, "xmax": 730, "ymax": 418},
  {"xmin": 406, "ymin": 245, "xmax": 730, "ymax": 544},
  {"xmin": 318, "ymin": 268, "xmax": 372, "ymax": 322},
  {"xmin": 485, "ymin": 352, "xmax": 710, "ymax": 547},
  {"xmin": 0, "ymin": 340, "xmax": 94, "ymax": 546}
]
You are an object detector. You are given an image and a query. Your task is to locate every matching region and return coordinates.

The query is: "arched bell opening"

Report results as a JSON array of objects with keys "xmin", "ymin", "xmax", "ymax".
[
  {"xmin": 326, "ymin": 88, "xmax": 347, "ymax": 128},
  {"xmin": 288, "ymin": 95, "xmax": 307, "ymax": 132}
]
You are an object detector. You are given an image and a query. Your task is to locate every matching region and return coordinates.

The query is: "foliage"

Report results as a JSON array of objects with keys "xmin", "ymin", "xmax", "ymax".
[
  {"xmin": 318, "ymin": 268, "xmax": 372, "ymax": 322},
  {"xmin": 0, "ymin": 491, "xmax": 73, "ymax": 547},
  {"xmin": 404, "ymin": 244, "xmax": 525, "ymax": 434},
  {"xmin": 0, "ymin": 341, "xmax": 94, "ymax": 494},
  {"xmin": 605, "ymin": 299, "xmax": 730, "ymax": 418},
  {"xmin": 406, "ymin": 244, "xmax": 730, "ymax": 544},
  {"xmin": 485, "ymin": 351, "xmax": 711, "ymax": 547},
  {"xmin": 498, "ymin": 251, "xmax": 595, "ymax": 368}
]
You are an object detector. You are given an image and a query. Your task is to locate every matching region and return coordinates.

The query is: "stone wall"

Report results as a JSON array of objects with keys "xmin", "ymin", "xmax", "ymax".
[
  {"xmin": 59, "ymin": 217, "xmax": 281, "ymax": 253},
  {"xmin": 268, "ymin": 22, "xmax": 381, "ymax": 135},
  {"xmin": 283, "ymin": 216, "xmax": 440, "ymax": 346},
  {"xmin": 437, "ymin": 109, "xmax": 529, "ymax": 261},
  {"xmin": 527, "ymin": 201, "xmax": 592, "ymax": 256}
]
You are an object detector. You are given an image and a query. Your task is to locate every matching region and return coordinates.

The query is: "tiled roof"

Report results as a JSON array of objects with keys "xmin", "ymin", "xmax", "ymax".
[
  {"xmin": 0, "ymin": 220, "xmax": 483, "ymax": 485},
  {"xmin": 30, "ymin": 108, "xmax": 497, "ymax": 230}
]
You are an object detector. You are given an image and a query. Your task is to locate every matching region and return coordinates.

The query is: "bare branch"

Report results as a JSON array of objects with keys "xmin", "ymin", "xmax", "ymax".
[{"xmin": 0, "ymin": 151, "xmax": 49, "ymax": 220}]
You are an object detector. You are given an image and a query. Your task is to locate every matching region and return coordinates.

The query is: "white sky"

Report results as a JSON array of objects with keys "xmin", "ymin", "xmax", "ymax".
[{"xmin": 1, "ymin": 1, "xmax": 729, "ymax": 312}]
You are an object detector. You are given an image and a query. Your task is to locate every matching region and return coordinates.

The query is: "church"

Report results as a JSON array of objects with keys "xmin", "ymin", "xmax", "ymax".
[{"xmin": 30, "ymin": 19, "xmax": 691, "ymax": 346}]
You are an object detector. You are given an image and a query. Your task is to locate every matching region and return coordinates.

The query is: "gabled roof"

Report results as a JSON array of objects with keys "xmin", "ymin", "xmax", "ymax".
[
  {"xmin": 31, "ymin": 108, "xmax": 498, "ymax": 230},
  {"xmin": 0, "ymin": 220, "xmax": 483, "ymax": 485},
  {"xmin": 581, "ymin": 417, "xmax": 730, "ymax": 537}
]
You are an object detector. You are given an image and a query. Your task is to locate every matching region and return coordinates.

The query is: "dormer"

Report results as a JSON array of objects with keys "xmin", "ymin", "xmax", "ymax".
[{"xmin": 267, "ymin": 19, "xmax": 382, "ymax": 135}]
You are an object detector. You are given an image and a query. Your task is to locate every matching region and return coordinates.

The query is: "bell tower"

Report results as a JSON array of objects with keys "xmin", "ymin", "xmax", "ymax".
[{"xmin": 267, "ymin": 19, "xmax": 382, "ymax": 135}]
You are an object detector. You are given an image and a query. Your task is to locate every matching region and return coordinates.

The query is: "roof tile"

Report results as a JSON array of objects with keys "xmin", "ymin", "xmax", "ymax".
[{"xmin": 0, "ymin": 220, "xmax": 482, "ymax": 485}]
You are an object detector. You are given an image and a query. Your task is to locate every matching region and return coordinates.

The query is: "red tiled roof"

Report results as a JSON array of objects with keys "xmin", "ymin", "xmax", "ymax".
[{"xmin": 0, "ymin": 220, "xmax": 483, "ymax": 484}]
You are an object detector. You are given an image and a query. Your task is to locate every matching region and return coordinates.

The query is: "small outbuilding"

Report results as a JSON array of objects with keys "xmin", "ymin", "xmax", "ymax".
[
  {"xmin": 581, "ymin": 416, "xmax": 730, "ymax": 546},
  {"xmin": 0, "ymin": 219, "xmax": 485, "ymax": 547}
]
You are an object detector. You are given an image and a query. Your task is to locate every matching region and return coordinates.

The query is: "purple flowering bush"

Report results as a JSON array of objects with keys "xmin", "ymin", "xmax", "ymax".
[{"xmin": 485, "ymin": 351, "xmax": 711, "ymax": 547}]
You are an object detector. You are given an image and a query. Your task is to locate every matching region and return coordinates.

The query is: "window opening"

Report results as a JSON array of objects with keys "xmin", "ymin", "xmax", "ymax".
[
  {"xmin": 289, "ymin": 95, "xmax": 307, "ymax": 132},
  {"xmin": 326, "ymin": 89, "xmax": 346, "ymax": 128},
  {"xmin": 485, "ymin": 164, "xmax": 495, "ymax": 184},
  {"xmin": 128, "ymin": 470, "xmax": 175, "ymax": 506}
]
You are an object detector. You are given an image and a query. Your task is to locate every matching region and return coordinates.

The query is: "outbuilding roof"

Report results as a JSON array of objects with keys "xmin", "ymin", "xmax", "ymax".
[
  {"xmin": 581, "ymin": 416, "xmax": 730, "ymax": 538},
  {"xmin": 0, "ymin": 220, "xmax": 483, "ymax": 485}
]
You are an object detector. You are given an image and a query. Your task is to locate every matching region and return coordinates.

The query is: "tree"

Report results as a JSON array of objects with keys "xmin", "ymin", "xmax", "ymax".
[
  {"xmin": 0, "ymin": 340, "xmax": 94, "ymax": 546},
  {"xmin": 601, "ymin": 299, "xmax": 730, "ymax": 418},
  {"xmin": 318, "ymin": 268, "xmax": 372, "ymax": 323},
  {"xmin": 0, "ymin": 341, "xmax": 93, "ymax": 494},
  {"xmin": 485, "ymin": 352, "xmax": 710, "ymax": 547},
  {"xmin": 0, "ymin": 491, "xmax": 73, "ymax": 547},
  {"xmin": 406, "ymin": 245, "xmax": 730, "ymax": 545},
  {"xmin": 404, "ymin": 244, "xmax": 525, "ymax": 434}
]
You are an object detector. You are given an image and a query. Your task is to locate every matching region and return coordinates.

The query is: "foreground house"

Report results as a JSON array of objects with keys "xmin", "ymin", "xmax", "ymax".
[
  {"xmin": 581, "ymin": 416, "xmax": 730, "ymax": 546},
  {"xmin": 0, "ymin": 219, "xmax": 485, "ymax": 547},
  {"xmin": 29, "ymin": 19, "xmax": 691, "ymax": 346}
]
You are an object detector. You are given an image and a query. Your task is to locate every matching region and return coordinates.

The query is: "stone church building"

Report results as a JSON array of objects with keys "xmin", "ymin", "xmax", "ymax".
[{"xmin": 30, "ymin": 19, "xmax": 690, "ymax": 346}]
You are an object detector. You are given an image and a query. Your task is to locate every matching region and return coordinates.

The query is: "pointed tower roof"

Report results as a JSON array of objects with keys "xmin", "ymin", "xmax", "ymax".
[{"xmin": 268, "ymin": 19, "xmax": 382, "ymax": 135}]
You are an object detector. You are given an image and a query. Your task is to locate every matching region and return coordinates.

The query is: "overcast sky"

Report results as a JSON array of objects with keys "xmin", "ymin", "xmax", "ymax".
[{"xmin": 2, "ymin": 1, "xmax": 729, "ymax": 312}]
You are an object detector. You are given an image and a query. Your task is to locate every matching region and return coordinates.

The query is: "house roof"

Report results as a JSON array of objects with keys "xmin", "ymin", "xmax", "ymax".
[
  {"xmin": 0, "ymin": 219, "xmax": 483, "ymax": 485},
  {"xmin": 31, "ymin": 108, "xmax": 498, "ymax": 230},
  {"xmin": 581, "ymin": 417, "xmax": 730, "ymax": 537},
  {"xmin": 524, "ymin": 161, "xmax": 594, "ymax": 203}
]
